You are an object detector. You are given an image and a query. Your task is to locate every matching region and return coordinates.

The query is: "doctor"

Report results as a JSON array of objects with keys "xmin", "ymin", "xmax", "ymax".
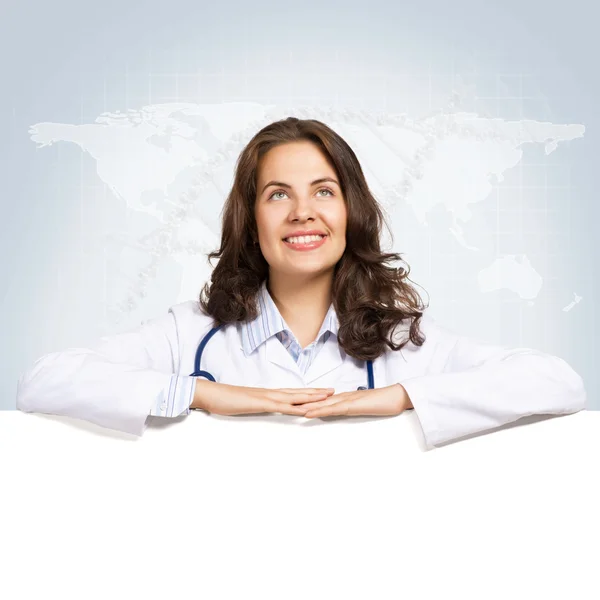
[{"xmin": 17, "ymin": 117, "xmax": 587, "ymax": 449}]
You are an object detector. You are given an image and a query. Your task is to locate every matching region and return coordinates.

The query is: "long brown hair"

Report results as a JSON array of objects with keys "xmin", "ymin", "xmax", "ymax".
[{"xmin": 198, "ymin": 117, "xmax": 428, "ymax": 360}]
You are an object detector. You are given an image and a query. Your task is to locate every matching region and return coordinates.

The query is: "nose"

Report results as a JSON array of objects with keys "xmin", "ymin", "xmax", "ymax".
[{"xmin": 288, "ymin": 195, "xmax": 317, "ymax": 223}]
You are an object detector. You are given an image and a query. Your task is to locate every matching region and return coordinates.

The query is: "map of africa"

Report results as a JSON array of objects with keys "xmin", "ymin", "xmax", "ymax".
[{"xmin": 28, "ymin": 102, "xmax": 585, "ymax": 320}]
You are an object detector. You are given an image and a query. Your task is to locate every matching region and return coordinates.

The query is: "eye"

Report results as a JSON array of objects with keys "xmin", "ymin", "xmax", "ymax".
[
  {"xmin": 268, "ymin": 188, "xmax": 335, "ymax": 200},
  {"xmin": 317, "ymin": 188, "xmax": 335, "ymax": 197}
]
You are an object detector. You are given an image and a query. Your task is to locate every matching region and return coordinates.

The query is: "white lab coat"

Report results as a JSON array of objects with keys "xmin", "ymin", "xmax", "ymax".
[{"xmin": 16, "ymin": 299, "xmax": 587, "ymax": 448}]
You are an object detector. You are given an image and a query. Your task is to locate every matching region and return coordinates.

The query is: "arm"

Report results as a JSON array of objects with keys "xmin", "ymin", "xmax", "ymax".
[
  {"xmin": 16, "ymin": 307, "xmax": 201, "ymax": 436},
  {"xmin": 400, "ymin": 315, "xmax": 587, "ymax": 449}
]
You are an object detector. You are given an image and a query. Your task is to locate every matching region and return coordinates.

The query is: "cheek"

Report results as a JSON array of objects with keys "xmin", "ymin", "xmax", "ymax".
[
  {"xmin": 256, "ymin": 216, "xmax": 282, "ymax": 258},
  {"xmin": 255, "ymin": 213, "xmax": 273, "ymax": 241},
  {"xmin": 331, "ymin": 205, "xmax": 347, "ymax": 233}
]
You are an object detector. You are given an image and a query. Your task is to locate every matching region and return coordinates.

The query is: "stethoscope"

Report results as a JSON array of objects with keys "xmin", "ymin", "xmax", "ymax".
[{"xmin": 190, "ymin": 325, "xmax": 375, "ymax": 390}]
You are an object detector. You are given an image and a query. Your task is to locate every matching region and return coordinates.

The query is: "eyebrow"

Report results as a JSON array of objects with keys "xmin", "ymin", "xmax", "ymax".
[{"xmin": 260, "ymin": 177, "xmax": 340, "ymax": 195}]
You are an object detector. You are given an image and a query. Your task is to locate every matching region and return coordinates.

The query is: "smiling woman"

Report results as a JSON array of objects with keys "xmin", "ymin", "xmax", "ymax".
[
  {"xmin": 200, "ymin": 118, "xmax": 427, "ymax": 361},
  {"xmin": 16, "ymin": 116, "xmax": 587, "ymax": 449}
]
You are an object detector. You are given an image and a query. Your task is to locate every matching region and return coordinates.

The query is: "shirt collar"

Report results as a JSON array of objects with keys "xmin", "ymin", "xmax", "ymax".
[{"xmin": 240, "ymin": 280, "xmax": 339, "ymax": 356}]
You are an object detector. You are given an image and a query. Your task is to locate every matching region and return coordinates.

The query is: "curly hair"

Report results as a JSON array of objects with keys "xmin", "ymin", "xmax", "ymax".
[{"xmin": 198, "ymin": 116, "xmax": 428, "ymax": 361}]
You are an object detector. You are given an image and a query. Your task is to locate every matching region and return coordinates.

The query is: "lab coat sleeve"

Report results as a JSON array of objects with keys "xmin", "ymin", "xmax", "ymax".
[
  {"xmin": 399, "ymin": 315, "xmax": 587, "ymax": 449},
  {"xmin": 16, "ymin": 308, "xmax": 197, "ymax": 437}
]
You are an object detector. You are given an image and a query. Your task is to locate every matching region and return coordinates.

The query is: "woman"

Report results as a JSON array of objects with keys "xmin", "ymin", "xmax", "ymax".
[{"xmin": 16, "ymin": 117, "xmax": 586, "ymax": 448}]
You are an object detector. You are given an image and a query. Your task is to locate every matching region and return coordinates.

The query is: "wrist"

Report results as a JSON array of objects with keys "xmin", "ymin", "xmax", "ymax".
[
  {"xmin": 192, "ymin": 378, "xmax": 212, "ymax": 410},
  {"xmin": 395, "ymin": 383, "xmax": 413, "ymax": 411}
]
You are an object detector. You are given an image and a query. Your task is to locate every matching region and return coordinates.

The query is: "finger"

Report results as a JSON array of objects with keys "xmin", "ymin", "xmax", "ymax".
[
  {"xmin": 269, "ymin": 401, "xmax": 316, "ymax": 416},
  {"xmin": 304, "ymin": 391, "xmax": 396, "ymax": 418},
  {"xmin": 297, "ymin": 391, "xmax": 353, "ymax": 409},
  {"xmin": 304, "ymin": 393, "xmax": 381, "ymax": 417},
  {"xmin": 270, "ymin": 391, "xmax": 333, "ymax": 405},
  {"xmin": 304, "ymin": 399, "xmax": 355, "ymax": 417},
  {"xmin": 242, "ymin": 385, "xmax": 332, "ymax": 393},
  {"xmin": 277, "ymin": 388, "xmax": 335, "ymax": 395}
]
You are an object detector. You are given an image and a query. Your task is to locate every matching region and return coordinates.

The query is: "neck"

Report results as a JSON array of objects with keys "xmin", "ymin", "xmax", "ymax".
[{"xmin": 267, "ymin": 271, "xmax": 334, "ymax": 330}]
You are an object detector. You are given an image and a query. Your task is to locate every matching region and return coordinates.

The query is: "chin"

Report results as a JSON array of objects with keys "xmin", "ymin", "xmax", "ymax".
[{"xmin": 280, "ymin": 263, "xmax": 337, "ymax": 278}]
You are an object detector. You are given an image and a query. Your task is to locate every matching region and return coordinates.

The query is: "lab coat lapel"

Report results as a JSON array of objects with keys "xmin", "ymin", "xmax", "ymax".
[
  {"xmin": 304, "ymin": 336, "xmax": 344, "ymax": 385},
  {"xmin": 265, "ymin": 336, "xmax": 302, "ymax": 376},
  {"xmin": 265, "ymin": 334, "xmax": 344, "ymax": 384}
]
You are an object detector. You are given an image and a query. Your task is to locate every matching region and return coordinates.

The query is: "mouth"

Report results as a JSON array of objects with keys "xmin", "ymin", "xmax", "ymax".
[{"xmin": 282, "ymin": 234, "xmax": 328, "ymax": 251}]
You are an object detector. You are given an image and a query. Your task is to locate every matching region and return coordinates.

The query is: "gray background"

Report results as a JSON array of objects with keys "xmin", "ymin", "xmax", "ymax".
[{"xmin": 1, "ymin": 0, "xmax": 597, "ymax": 410}]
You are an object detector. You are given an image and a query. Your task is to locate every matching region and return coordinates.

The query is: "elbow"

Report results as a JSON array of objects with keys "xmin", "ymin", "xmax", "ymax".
[
  {"xmin": 15, "ymin": 383, "xmax": 28, "ymax": 412},
  {"xmin": 549, "ymin": 355, "xmax": 587, "ymax": 414},
  {"xmin": 566, "ymin": 369, "xmax": 587, "ymax": 412},
  {"xmin": 16, "ymin": 366, "xmax": 45, "ymax": 414},
  {"xmin": 15, "ymin": 352, "xmax": 64, "ymax": 415},
  {"xmin": 16, "ymin": 377, "xmax": 38, "ymax": 414},
  {"xmin": 510, "ymin": 351, "xmax": 588, "ymax": 416}
]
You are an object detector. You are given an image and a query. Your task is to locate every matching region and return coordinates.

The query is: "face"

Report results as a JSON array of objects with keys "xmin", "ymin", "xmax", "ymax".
[{"xmin": 254, "ymin": 141, "xmax": 347, "ymax": 282}]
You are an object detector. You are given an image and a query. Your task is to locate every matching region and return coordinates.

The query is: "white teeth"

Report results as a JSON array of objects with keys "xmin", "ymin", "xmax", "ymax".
[{"xmin": 284, "ymin": 234, "xmax": 325, "ymax": 244}]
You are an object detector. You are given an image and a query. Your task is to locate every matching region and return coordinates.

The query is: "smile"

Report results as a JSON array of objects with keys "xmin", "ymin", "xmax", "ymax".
[{"xmin": 282, "ymin": 234, "xmax": 328, "ymax": 251}]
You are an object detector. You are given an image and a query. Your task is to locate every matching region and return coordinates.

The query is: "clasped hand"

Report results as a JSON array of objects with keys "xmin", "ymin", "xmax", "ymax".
[{"xmin": 194, "ymin": 381, "xmax": 412, "ymax": 418}]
